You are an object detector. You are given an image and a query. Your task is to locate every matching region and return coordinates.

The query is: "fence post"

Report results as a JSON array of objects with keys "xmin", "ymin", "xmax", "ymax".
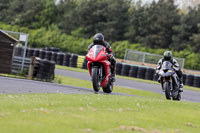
[
  {"xmin": 123, "ymin": 49, "xmax": 128, "ymax": 62},
  {"xmin": 28, "ymin": 56, "xmax": 35, "ymax": 79},
  {"xmin": 142, "ymin": 53, "xmax": 146, "ymax": 64}
]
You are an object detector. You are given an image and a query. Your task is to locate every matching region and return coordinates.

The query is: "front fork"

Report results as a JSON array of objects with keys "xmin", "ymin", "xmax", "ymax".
[{"xmin": 162, "ymin": 77, "xmax": 173, "ymax": 91}]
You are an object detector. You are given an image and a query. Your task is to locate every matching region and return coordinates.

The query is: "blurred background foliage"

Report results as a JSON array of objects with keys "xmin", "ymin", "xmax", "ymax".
[{"xmin": 1, "ymin": 0, "xmax": 200, "ymax": 70}]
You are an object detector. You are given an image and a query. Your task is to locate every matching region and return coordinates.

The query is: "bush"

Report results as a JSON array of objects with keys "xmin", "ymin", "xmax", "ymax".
[{"xmin": 1, "ymin": 22, "xmax": 200, "ymax": 70}]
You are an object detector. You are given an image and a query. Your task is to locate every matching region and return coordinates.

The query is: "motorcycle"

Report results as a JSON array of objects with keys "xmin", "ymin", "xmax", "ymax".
[
  {"xmin": 86, "ymin": 45, "xmax": 114, "ymax": 93},
  {"xmin": 158, "ymin": 61, "xmax": 182, "ymax": 100}
]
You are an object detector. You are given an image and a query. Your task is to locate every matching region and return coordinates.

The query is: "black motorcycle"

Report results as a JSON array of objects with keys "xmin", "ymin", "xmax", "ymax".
[{"xmin": 158, "ymin": 61, "xmax": 182, "ymax": 100}]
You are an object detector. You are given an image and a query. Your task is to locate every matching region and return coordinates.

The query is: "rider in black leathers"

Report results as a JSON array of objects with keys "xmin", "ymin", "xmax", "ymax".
[
  {"xmin": 88, "ymin": 33, "xmax": 116, "ymax": 82},
  {"xmin": 156, "ymin": 51, "xmax": 183, "ymax": 91}
]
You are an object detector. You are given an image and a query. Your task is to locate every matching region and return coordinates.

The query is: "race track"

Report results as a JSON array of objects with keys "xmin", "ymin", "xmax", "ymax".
[
  {"xmin": 55, "ymin": 69, "xmax": 200, "ymax": 103},
  {"xmin": 0, "ymin": 68, "xmax": 199, "ymax": 103},
  {"xmin": 0, "ymin": 76, "xmax": 134, "ymax": 96}
]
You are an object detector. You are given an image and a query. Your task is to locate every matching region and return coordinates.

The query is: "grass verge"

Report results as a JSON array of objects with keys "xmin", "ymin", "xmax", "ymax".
[
  {"xmin": 56, "ymin": 65, "xmax": 200, "ymax": 92},
  {"xmin": 0, "ymin": 73, "xmax": 25, "ymax": 79},
  {"xmin": 55, "ymin": 75, "xmax": 163, "ymax": 99},
  {"xmin": 56, "ymin": 65, "xmax": 88, "ymax": 73},
  {"xmin": 0, "ymin": 94, "xmax": 199, "ymax": 133}
]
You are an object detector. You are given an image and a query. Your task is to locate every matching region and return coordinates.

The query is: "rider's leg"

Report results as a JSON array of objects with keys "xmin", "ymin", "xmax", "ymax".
[
  {"xmin": 110, "ymin": 57, "xmax": 116, "ymax": 82},
  {"xmin": 176, "ymin": 70, "xmax": 183, "ymax": 91}
]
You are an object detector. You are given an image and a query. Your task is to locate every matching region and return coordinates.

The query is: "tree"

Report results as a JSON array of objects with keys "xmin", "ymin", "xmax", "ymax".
[
  {"xmin": 59, "ymin": 0, "xmax": 130, "ymax": 41},
  {"xmin": 172, "ymin": 5, "xmax": 200, "ymax": 51},
  {"xmin": 180, "ymin": 0, "xmax": 200, "ymax": 10},
  {"xmin": 127, "ymin": 0, "xmax": 180, "ymax": 49},
  {"xmin": 126, "ymin": 2, "xmax": 149, "ymax": 43}
]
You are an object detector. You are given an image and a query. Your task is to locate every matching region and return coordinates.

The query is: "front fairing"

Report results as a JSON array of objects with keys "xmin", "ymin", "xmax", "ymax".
[
  {"xmin": 159, "ymin": 61, "xmax": 175, "ymax": 77},
  {"xmin": 86, "ymin": 45, "xmax": 107, "ymax": 62},
  {"xmin": 159, "ymin": 70, "xmax": 175, "ymax": 77}
]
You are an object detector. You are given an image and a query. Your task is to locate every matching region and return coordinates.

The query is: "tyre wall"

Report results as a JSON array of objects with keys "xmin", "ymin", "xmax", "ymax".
[{"xmin": 15, "ymin": 46, "xmax": 200, "ymax": 88}]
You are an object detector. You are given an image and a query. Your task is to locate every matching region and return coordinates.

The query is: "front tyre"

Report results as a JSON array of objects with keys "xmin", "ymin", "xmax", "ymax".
[
  {"xmin": 92, "ymin": 67, "xmax": 100, "ymax": 92},
  {"xmin": 163, "ymin": 82, "xmax": 171, "ymax": 100}
]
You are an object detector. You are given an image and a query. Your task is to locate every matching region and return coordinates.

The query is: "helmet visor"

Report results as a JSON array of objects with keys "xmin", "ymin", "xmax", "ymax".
[{"xmin": 164, "ymin": 56, "xmax": 171, "ymax": 61}]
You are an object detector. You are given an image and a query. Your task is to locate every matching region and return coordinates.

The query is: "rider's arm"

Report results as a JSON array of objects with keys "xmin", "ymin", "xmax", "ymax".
[
  {"xmin": 156, "ymin": 59, "xmax": 162, "ymax": 74},
  {"xmin": 172, "ymin": 59, "xmax": 181, "ymax": 71},
  {"xmin": 104, "ymin": 41, "xmax": 112, "ymax": 53}
]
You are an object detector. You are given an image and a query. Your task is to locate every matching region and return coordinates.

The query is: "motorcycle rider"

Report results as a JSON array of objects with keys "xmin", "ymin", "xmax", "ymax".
[
  {"xmin": 156, "ymin": 51, "xmax": 183, "ymax": 91},
  {"xmin": 88, "ymin": 33, "xmax": 116, "ymax": 82}
]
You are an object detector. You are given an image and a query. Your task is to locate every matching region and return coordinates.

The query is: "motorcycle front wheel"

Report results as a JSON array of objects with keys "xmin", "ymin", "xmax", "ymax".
[
  {"xmin": 92, "ymin": 67, "xmax": 100, "ymax": 92},
  {"xmin": 163, "ymin": 82, "xmax": 171, "ymax": 100}
]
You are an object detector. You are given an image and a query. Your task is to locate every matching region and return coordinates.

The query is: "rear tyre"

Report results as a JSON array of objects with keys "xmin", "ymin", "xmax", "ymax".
[
  {"xmin": 92, "ymin": 67, "xmax": 100, "ymax": 92},
  {"xmin": 103, "ymin": 82, "xmax": 113, "ymax": 93},
  {"xmin": 173, "ymin": 92, "xmax": 181, "ymax": 101},
  {"xmin": 164, "ymin": 82, "xmax": 171, "ymax": 100}
]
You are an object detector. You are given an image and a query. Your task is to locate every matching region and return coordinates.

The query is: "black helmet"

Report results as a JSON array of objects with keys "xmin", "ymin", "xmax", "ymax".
[
  {"xmin": 93, "ymin": 33, "xmax": 104, "ymax": 44},
  {"xmin": 163, "ymin": 51, "xmax": 173, "ymax": 61}
]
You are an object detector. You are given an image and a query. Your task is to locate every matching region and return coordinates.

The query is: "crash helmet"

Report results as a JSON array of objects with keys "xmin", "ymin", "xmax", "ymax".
[
  {"xmin": 163, "ymin": 51, "xmax": 173, "ymax": 61},
  {"xmin": 93, "ymin": 33, "xmax": 104, "ymax": 44}
]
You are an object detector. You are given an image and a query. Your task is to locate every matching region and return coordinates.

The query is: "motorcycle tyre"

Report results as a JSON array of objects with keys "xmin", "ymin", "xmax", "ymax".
[
  {"xmin": 173, "ymin": 92, "xmax": 181, "ymax": 101},
  {"xmin": 164, "ymin": 82, "xmax": 171, "ymax": 100},
  {"xmin": 92, "ymin": 67, "xmax": 100, "ymax": 92},
  {"xmin": 102, "ymin": 81, "xmax": 113, "ymax": 93}
]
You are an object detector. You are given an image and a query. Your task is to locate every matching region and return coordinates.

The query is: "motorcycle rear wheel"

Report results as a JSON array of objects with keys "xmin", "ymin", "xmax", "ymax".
[
  {"xmin": 164, "ymin": 82, "xmax": 171, "ymax": 100},
  {"xmin": 92, "ymin": 67, "xmax": 100, "ymax": 92},
  {"xmin": 173, "ymin": 93, "xmax": 181, "ymax": 101},
  {"xmin": 103, "ymin": 82, "xmax": 113, "ymax": 93}
]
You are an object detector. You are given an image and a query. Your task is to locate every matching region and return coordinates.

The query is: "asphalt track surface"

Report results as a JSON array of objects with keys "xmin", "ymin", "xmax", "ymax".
[
  {"xmin": 0, "ymin": 76, "xmax": 134, "ymax": 96},
  {"xmin": 55, "ymin": 69, "xmax": 200, "ymax": 103}
]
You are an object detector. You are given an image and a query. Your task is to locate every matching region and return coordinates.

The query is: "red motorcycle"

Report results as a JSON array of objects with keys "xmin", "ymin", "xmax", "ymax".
[{"xmin": 86, "ymin": 45, "xmax": 114, "ymax": 93}]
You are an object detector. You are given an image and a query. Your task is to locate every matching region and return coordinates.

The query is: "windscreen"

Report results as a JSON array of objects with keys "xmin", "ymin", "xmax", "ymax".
[
  {"xmin": 162, "ymin": 61, "xmax": 173, "ymax": 70},
  {"xmin": 92, "ymin": 45, "xmax": 104, "ymax": 57}
]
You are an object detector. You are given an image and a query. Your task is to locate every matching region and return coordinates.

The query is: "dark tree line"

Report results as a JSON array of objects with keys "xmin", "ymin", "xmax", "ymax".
[{"xmin": 1, "ymin": 0, "xmax": 200, "ymax": 52}]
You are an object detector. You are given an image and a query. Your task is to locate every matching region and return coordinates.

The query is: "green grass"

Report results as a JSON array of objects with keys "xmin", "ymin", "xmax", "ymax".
[
  {"xmin": 55, "ymin": 75, "xmax": 163, "ymax": 99},
  {"xmin": 0, "ymin": 73, "xmax": 25, "ymax": 79},
  {"xmin": 0, "ymin": 66, "xmax": 199, "ymax": 133},
  {"xmin": 0, "ymin": 94, "xmax": 199, "ymax": 133},
  {"xmin": 56, "ymin": 65, "xmax": 88, "ymax": 73},
  {"xmin": 56, "ymin": 65, "xmax": 200, "ymax": 92}
]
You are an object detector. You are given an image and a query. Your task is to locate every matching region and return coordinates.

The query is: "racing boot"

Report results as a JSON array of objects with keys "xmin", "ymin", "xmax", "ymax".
[
  {"xmin": 111, "ymin": 66, "xmax": 116, "ymax": 82},
  {"xmin": 179, "ymin": 78, "xmax": 184, "ymax": 92},
  {"xmin": 157, "ymin": 76, "xmax": 161, "ymax": 83}
]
